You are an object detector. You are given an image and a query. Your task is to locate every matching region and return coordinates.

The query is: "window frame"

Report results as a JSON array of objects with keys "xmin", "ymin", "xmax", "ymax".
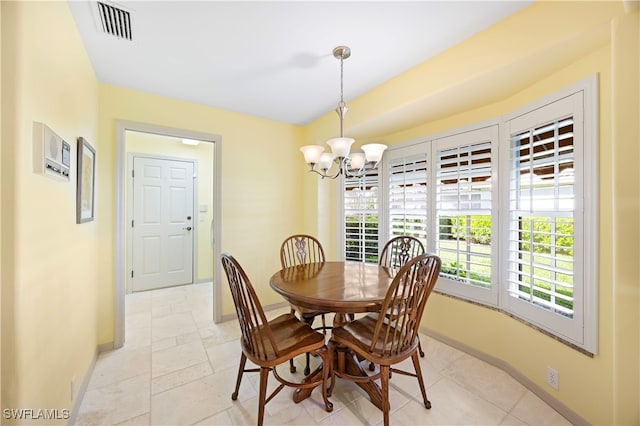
[
  {"xmin": 338, "ymin": 75, "xmax": 598, "ymax": 354},
  {"xmin": 381, "ymin": 142, "xmax": 430, "ymax": 250},
  {"xmin": 341, "ymin": 168, "xmax": 383, "ymax": 263},
  {"xmin": 499, "ymin": 77, "xmax": 598, "ymax": 352},
  {"xmin": 431, "ymin": 125, "xmax": 501, "ymax": 306}
]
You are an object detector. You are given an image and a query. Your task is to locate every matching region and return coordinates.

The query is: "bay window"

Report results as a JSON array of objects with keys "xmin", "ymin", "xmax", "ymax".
[{"xmin": 340, "ymin": 76, "xmax": 598, "ymax": 353}]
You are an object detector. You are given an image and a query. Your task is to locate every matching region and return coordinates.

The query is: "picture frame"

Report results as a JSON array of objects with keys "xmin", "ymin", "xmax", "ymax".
[{"xmin": 76, "ymin": 137, "xmax": 96, "ymax": 223}]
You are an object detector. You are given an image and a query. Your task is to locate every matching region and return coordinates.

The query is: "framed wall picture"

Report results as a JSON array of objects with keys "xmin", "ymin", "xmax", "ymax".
[{"xmin": 76, "ymin": 137, "xmax": 96, "ymax": 223}]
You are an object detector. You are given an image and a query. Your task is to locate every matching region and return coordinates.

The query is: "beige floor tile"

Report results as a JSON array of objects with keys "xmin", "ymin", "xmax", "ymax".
[
  {"xmin": 227, "ymin": 393, "xmax": 319, "ymax": 426},
  {"xmin": 199, "ymin": 321, "xmax": 242, "ymax": 346},
  {"xmin": 151, "ymin": 369, "xmax": 252, "ymax": 425},
  {"xmin": 87, "ymin": 346, "xmax": 150, "ymax": 390},
  {"xmin": 419, "ymin": 334, "xmax": 467, "ymax": 373},
  {"xmin": 125, "ymin": 292, "xmax": 152, "ymax": 316},
  {"xmin": 384, "ymin": 353, "xmax": 443, "ymax": 400},
  {"xmin": 125, "ymin": 311, "xmax": 151, "ymax": 329},
  {"xmin": 500, "ymin": 413, "xmax": 528, "ymax": 425},
  {"xmin": 151, "ymin": 303, "xmax": 172, "ymax": 318},
  {"xmin": 441, "ymin": 353, "xmax": 527, "ymax": 412},
  {"xmin": 114, "ymin": 412, "xmax": 150, "ymax": 426},
  {"xmin": 151, "ymin": 361, "xmax": 213, "ymax": 395},
  {"xmin": 192, "ymin": 410, "xmax": 235, "ymax": 425},
  {"xmin": 205, "ymin": 339, "xmax": 244, "ymax": 373},
  {"xmin": 151, "ymin": 312, "xmax": 198, "ymax": 341},
  {"xmin": 319, "ymin": 396, "xmax": 381, "ymax": 426},
  {"xmin": 152, "ymin": 339, "xmax": 208, "ymax": 378},
  {"xmin": 413, "ymin": 376, "xmax": 509, "ymax": 425},
  {"xmin": 76, "ymin": 373, "xmax": 150, "ymax": 425},
  {"xmin": 510, "ymin": 391, "xmax": 572, "ymax": 425},
  {"xmin": 121, "ymin": 326, "xmax": 152, "ymax": 351},
  {"xmin": 151, "ymin": 336, "xmax": 177, "ymax": 353}
]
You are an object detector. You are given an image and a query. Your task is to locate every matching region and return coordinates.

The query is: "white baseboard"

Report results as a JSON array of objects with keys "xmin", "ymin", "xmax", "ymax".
[
  {"xmin": 67, "ymin": 341, "xmax": 113, "ymax": 425},
  {"xmin": 220, "ymin": 301, "xmax": 289, "ymax": 323}
]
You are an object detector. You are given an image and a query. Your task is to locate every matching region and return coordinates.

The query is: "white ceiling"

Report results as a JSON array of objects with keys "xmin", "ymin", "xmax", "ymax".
[{"xmin": 68, "ymin": 1, "xmax": 532, "ymax": 126}]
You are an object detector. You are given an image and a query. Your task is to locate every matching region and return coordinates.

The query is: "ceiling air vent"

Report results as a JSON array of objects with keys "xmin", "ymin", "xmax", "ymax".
[{"xmin": 96, "ymin": 1, "xmax": 132, "ymax": 40}]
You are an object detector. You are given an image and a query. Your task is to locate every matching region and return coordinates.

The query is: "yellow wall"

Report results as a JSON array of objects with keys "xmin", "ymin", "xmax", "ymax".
[
  {"xmin": 97, "ymin": 84, "xmax": 305, "ymax": 333},
  {"xmin": 125, "ymin": 132, "xmax": 215, "ymax": 283},
  {"xmin": 1, "ymin": 1, "xmax": 100, "ymax": 422},
  {"xmin": 610, "ymin": 5, "xmax": 639, "ymax": 422},
  {"xmin": 302, "ymin": 1, "xmax": 638, "ymax": 424}
]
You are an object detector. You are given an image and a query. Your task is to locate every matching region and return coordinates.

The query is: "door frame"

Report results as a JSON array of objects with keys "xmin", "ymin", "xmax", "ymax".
[
  {"xmin": 115, "ymin": 120, "xmax": 222, "ymax": 349},
  {"xmin": 127, "ymin": 153, "xmax": 198, "ymax": 293}
]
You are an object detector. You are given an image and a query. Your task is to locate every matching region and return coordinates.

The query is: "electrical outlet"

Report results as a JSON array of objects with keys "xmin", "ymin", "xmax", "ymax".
[{"xmin": 546, "ymin": 367, "xmax": 559, "ymax": 390}]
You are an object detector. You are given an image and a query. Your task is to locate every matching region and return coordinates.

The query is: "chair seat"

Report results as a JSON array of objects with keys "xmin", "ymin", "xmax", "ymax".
[
  {"xmin": 243, "ymin": 313, "xmax": 326, "ymax": 365},
  {"xmin": 331, "ymin": 313, "xmax": 415, "ymax": 364},
  {"xmin": 290, "ymin": 303, "xmax": 328, "ymax": 318}
]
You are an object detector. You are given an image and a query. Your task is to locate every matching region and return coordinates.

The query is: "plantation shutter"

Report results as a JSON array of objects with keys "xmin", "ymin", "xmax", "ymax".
[
  {"xmin": 344, "ymin": 170, "xmax": 380, "ymax": 263},
  {"xmin": 507, "ymin": 117, "xmax": 576, "ymax": 316},
  {"xmin": 387, "ymin": 150, "xmax": 428, "ymax": 248},
  {"xmin": 503, "ymin": 91, "xmax": 587, "ymax": 345},
  {"xmin": 433, "ymin": 126, "xmax": 499, "ymax": 305}
]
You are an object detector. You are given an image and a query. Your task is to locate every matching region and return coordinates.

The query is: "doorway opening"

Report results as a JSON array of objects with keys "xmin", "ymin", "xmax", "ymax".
[{"xmin": 114, "ymin": 120, "xmax": 222, "ymax": 349}]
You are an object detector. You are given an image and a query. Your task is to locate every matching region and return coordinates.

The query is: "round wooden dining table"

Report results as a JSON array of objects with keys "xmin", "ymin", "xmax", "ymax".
[{"xmin": 270, "ymin": 261, "xmax": 396, "ymax": 409}]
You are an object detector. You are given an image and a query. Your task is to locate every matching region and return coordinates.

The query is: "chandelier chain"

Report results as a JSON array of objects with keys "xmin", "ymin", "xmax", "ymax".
[
  {"xmin": 337, "ymin": 52, "xmax": 347, "ymax": 138},
  {"xmin": 340, "ymin": 55, "xmax": 344, "ymax": 105}
]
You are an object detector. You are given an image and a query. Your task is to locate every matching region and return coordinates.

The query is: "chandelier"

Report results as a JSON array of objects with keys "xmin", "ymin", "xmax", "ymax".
[{"xmin": 300, "ymin": 46, "xmax": 387, "ymax": 179}]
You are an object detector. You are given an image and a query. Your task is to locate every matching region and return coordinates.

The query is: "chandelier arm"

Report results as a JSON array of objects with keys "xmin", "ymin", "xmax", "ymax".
[
  {"xmin": 343, "ymin": 161, "xmax": 381, "ymax": 179},
  {"xmin": 306, "ymin": 167, "xmax": 342, "ymax": 180},
  {"xmin": 309, "ymin": 168, "xmax": 342, "ymax": 180}
]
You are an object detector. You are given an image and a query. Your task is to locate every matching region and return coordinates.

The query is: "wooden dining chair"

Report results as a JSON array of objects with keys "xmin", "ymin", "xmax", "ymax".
[
  {"xmin": 329, "ymin": 253, "xmax": 441, "ymax": 426},
  {"xmin": 379, "ymin": 235, "xmax": 425, "ymax": 270},
  {"xmin": 221, "ymin": 253, "xmax": 333, "ymax": 426},
  {"xmin": 280, "ymin": 234, "xmax": 330, "ymax": 375},
  {"xmin": 379, "ymin": 235, "xmax": 427, "ymax": 357}
]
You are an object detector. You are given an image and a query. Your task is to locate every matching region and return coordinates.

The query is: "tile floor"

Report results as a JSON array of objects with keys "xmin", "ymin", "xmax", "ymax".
[{"xmin": 75, "ymin": 282, "xmax": 572, "ymax": 425}]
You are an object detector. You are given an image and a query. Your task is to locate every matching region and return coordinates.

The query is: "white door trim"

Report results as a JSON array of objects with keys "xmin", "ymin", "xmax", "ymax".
[
  {"xmin": 115, "ymin": 120, "xmax": 222, "ymax": 349},
  {"xmin": 127, "ymin": 153, "xmax": 198, "ymax": 292}
]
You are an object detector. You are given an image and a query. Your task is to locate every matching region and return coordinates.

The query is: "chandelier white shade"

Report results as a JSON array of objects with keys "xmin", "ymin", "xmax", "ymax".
[
  {"xmin": 299, "ymin": 145, "xmax": 325, "ymax": 164},
  {"xmin": 300, "ymin": 46, "xmax": 386, "ymax": 179}
]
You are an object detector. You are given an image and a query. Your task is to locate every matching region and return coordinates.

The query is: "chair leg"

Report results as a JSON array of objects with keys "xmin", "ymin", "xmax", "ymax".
[
  {"xmin": 316, "ymin": 346, "xmax": 334, "ymax": 412},
  {"xmin": 304, "ymin": 353, "xmax": 311, "ymax": 376},
  {"xmin": 411, "ymin": 352, "xmax": 431, "ymax": 409},
  {"xmin": 418, "ymin": 337, "xmax": 425, "ymax": 357},
  {"xmin": 302, "ymin": 315, "xmax": 314, "ymax": 376},
  {"xmin": 257, "ymin": 367, "xmax": 269, "ymax": 426},
  {"xmin": 327, "ymin": 341, "xmax": 337, "ymax": 397},
  {"xmin": 289, "ymin": 358, "xmax": 296, "ymax": 373},
  {"xmin": 380, "ymin": 364, "xmax": 391, "ymax": 426},
  {"xmin": 231, "ymin": 353, "xmax": 247, "ymax": 400}
]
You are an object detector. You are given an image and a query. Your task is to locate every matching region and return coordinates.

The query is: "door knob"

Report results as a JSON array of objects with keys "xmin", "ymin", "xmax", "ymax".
[{"xmin": 183, "ymin": 226, "xmax": 192, "ymax": 231}]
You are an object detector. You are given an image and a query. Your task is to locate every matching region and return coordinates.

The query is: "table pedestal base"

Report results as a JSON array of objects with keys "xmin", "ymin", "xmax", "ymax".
[{"xmin": 293, "ymin": 344, "xmax": 383, "ymax": 411}]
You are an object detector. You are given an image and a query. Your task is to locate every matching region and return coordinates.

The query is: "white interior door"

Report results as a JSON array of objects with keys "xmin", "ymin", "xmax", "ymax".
[{"xmin": 131, "ymin": 156, "xmax": 195, "ymax": 291}]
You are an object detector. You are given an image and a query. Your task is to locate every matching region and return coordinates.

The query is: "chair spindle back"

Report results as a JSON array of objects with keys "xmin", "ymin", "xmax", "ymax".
[
  {"xmin": 221, "ymin": 253, "xmax": 279, "ymax": 361},
  {"xmin": 379, "ymin": 236, "xmax": 425, "ymax": 270},
  {"xmin": 371, "ymin": 254, "xmax": 441, "ymax": 357},
  {"xmin": 280, "ymin": 234, "xmax": 325, "ymax": 268}
]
